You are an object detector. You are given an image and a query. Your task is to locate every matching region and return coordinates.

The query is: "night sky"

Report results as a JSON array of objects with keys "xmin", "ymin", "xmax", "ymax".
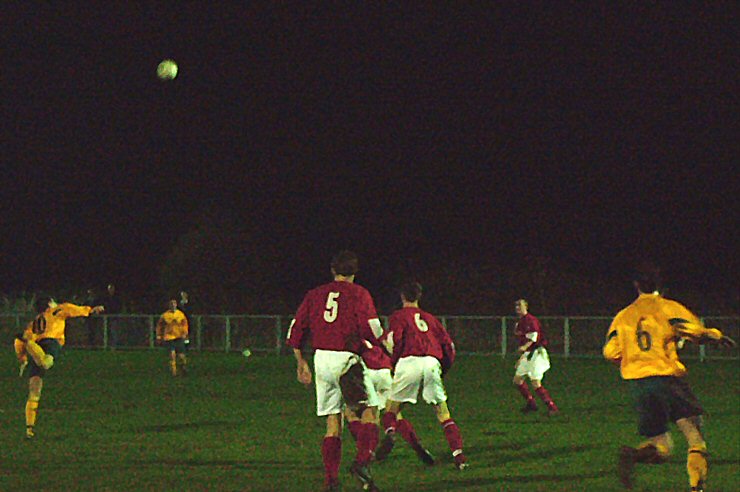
[{"xmin": 2, "ymin": 4, "xmax": 737, "ymax": 308}]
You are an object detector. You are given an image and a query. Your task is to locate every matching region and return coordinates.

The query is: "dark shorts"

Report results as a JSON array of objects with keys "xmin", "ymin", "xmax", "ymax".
[
  {"xmin": 339, "ymin": 361, "xmax": 369, "ymax": 411},
  {"xmin": 631, "ymin": 376, "xmax": 703, "ymax": 437},
  {"xmin": 28, "ymin": 338, "xmax": 62, "ymax": 378},
  {"xmin": 164, "ymin": 338, "xmax": 186, "ymax": 354}
]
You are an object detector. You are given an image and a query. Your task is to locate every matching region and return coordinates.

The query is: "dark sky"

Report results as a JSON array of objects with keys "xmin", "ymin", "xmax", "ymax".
[{"xmin": 1, "ymin": 4, "xmax": 737, "ymax": 301}]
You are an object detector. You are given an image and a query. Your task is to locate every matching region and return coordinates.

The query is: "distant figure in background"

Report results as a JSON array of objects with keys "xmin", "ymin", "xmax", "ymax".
[
  {"xmin": 14, "ymin": 296, "xmax": 104, "ymax": 438},
  {"xmin": 97, "ymin": 284, "xmax": 121, "ymax": 349},
  {"xmin": 156, "ymin": 298, "xmax": 189, "ymax": 376},
  {"xmin": 604, "ymin": 266, "xmax": 736, "ymax": 491},
  {"xmin": 84, "ymin": 288, "xmax": 98, "ymax": 347},
  {"xmin": 376, "ymin": 281, "xmax": 467, "ymax": 470},
  {"xmin": 178, "ymin": 290, "xmax": 191, "ymax": 348},
  {"xmin": 286, "ymin": 250, "xmax": 384, "ymax": 492},
  {"xmin": 512, "ymin": 299, "xmax": 559, "ymax": 415}
]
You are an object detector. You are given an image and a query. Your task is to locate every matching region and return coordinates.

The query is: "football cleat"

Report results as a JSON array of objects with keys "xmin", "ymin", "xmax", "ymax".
[
  {"xmin": 25, "ymin": 426, "xmax": 35, "ymax": 440},
  {"xmin": 547, "ymin": 407, "xmax": 560, "ymax": 417},
  {"xmin": 349, "ymin": 461, "xmax": 379, "ymax": 492},
  {"xmin": 520, "ymin": 402, "xmax": 538, "ymax": 414},
  {"xmin": 374, "ymin": 433, "xmax": 396, "ymax": 462},
  {"xmin": 454, "ymin": 454, "xmax": 468, "ymax": 471},
  {"xmin": 412, "ymin": 444, "xmax": 435, "ymax": 466},
  {"xmin": 618, "ymin": 446, "xmax": 637, "ymax": 489},
  {"xmin": 322, "ymin": 478, "xmax": 341, "ymax": 491},
  {"xmin": 690, "ymin": 483, "xmax": 704, "ymax": 492}
]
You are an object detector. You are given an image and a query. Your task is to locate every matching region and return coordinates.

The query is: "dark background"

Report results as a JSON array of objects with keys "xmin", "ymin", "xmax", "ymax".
[{"xmin": 1, "ymin": 4, "xmax": 737, "ymax": 314}]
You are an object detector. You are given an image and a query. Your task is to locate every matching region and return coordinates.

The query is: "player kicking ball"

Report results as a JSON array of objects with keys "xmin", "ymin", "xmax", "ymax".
[
  {"xmin": 376, "ymin": 281, "xmax": 468, "ymax": 470},
  {"xmin": 14, "ymin": 296, "xmax": 104, "ymax": 438}
]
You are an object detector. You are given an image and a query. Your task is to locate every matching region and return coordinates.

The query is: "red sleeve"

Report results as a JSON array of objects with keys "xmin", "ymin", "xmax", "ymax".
[
  {"xmin": 389, "ymin": 313, "xmax": 405, "ymax": 364},
  {"xmin": 286, "ymin": 295, "xmax": 311, "ymax": 349},
  {"xmin": 437, "ymin": 320, "xmax": 456, "ymax": 372}
]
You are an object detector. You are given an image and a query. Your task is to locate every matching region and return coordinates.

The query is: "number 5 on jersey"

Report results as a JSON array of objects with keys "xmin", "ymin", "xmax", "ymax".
[{"xmin": 324, "ymin": 292, "xmax": 340, "ymax": 323}]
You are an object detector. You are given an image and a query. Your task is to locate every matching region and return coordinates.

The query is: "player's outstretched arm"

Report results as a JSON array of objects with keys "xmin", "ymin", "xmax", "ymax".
[{"xmin": 672, "ymin": 320, "xmax": 735, "ymax": 347}]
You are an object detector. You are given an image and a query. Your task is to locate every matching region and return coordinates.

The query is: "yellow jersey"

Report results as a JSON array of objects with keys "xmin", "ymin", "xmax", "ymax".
[
  {"xmin": 604, "ymin": 293, "xmax": 724, "ymax": 379},
  {"xmin": 156, "ymin": 309, "xmax": 189, "ymax": 341},
  {"xmin": 23, "ymin": 303, "xmax": 94, "ymax": 346}
]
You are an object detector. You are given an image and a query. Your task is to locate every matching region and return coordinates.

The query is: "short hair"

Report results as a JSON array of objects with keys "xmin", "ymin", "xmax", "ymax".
[
  {"xmin": 633, "ymin": 262, "xmax": 661, "ymax": 293},
  {"xmin": 331, "ymin": 250, "xmax": 359, "ymax": 276},
  {"xmin": 400, "ymin": 281, "xmax": 423, "ymax": 303},
  {"xmin": 516, "ymin": 299, "xmax": 528, "ymax": 309},
  {"xmin": 35, "ymin": 296, "xmax": 53, "ymax": 313}
]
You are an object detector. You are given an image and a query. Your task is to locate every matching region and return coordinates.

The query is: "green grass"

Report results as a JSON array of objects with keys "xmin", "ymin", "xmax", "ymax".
[{"xmin": 0, "ymin": 350, "xmax": 737, "ymax": 491}]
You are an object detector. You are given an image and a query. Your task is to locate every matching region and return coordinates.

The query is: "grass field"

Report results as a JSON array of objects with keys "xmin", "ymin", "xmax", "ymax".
[{"xmin": 0, "ymin": 349, "xmax": 738, "ymax": 491}]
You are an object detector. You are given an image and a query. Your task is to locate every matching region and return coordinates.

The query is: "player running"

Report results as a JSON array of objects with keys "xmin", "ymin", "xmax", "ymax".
[
  {"xmin": 604, "ymin": 266, "xmax": 736, "ymax": 491},
  {"xmin": 375, "ymin": 281, "xmax": 467, "ymax": 470},
  {"xmin": 156, "ymin": 298, "xmax": 190, "ymax": 376},
  {"xmin": 345, "ymin": 338, "xmax": 435, "ymax": 466},
  {"xmin": 512, "ymin": 299, "xmax": 559, "ymax": 415},
  {"xmin": 14, "ymin": 296, "xmax": 104, "ymax": 438},
  {"xmin": 286, "ymin": 250, "xmax": 384, "ymax": 492}
]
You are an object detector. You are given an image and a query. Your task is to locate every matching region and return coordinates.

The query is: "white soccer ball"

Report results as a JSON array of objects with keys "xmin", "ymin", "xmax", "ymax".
[{"xmin": 157, "ymin": 59, "xmax": 178, "ymax": 80}]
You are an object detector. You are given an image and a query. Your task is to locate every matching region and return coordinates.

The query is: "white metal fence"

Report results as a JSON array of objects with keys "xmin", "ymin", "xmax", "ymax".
[{"xmin": 2, "ymin": 314, "xmax": 738, "ymax": 360}]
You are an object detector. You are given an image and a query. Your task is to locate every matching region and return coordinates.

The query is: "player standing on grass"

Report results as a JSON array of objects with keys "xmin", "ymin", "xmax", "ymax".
[
  {"xmin": 286, "ymin": 250, "xmax": 384, "ymax": 492},
  {"xmin": 155, "ymin": 298, "xmax": 189, "ymax": 376},
  {"xmin": 375, "ymin": 281, "xmax": 467, "ymax": 470},
  {"xmin": 604, "ymin": 266, "xmax": 736, "ymax": 491},
  {"xmin": 14, "ymin": 296, "xmax": 104, "ymax": 438},
  {"xmin": 512, "ymin": 299, "xmax": 559, "ymax": 415}
]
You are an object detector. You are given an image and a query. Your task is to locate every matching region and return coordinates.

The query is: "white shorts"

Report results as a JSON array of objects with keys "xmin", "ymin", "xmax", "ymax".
[
  {"xmin": 366, "ymin": 368, "xmax": 393, "ymax": 409},
  {"xmin": 515, "ymin": 347, "xmax": 551, "ymax": 381},
  {"xmin": 314, "ymin": 350, "xmax": 378, "ymax": 417},
  {"xmin": 389, "ymin": 356, "xmax": 447, "ymax": 405}
]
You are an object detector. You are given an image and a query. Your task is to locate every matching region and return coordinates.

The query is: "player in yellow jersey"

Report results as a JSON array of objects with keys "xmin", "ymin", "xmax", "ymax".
[
  {"xmin": 14, "ymin": 296, "xmax": 105, "ymax": 438},
  {"xmin": 603, "ymin": 267, "xmax": 735, "ymax": 491},
  {"xmin": 156, "ymin": 298, "xmax": 189, "ymax": 376}
]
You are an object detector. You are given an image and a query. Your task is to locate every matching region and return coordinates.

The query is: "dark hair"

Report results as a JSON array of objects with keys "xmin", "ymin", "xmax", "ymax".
[
  {"xmin": 35, "ymin": 296, "xmax": 53, "ymax": 313},
  {"xmin": 331, "ymin": 250, "xmax": 359, "ymax": 276},
  {"xmin": 399, "ymin": 281, "xmax": 423, "ymax": 303},
  {"xmin": 633, "ymin": 262, "xmax": 661, "ymax": 293}
]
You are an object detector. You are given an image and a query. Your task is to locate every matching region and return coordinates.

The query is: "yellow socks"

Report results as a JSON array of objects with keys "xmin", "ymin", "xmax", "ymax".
[
  {"xmin": 169, "ymin": 359, "xmax": 177, "ymax": 376},
  {"xmin": 687, "ymin": 445, "xmax": 708, "ymax": 490},
  {"xmin": 26, "ymin": 397, "xmax": 40, "ymax": 429}
]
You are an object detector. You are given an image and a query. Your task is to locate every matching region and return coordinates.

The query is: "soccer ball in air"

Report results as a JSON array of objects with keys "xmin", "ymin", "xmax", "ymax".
[{"xmin": 156, "ymin": 59, "xmax": 178, "ymax": 80}]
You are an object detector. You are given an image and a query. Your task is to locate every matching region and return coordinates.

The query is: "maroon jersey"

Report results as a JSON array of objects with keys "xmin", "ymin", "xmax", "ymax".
[
  {"xmin": 286, "ymin": 280, "xmax": 380, "ymax": 354},
  {"xmin": 361, "ymin": 339, "xmax": 393, "ymax": 370},
  {"xmin": 514, "ymin": 313, "xmax": 547, "ymax": 352},
  {"xmin": 388, "ymin": 307, "xmax": 456, "ymax": 370}
]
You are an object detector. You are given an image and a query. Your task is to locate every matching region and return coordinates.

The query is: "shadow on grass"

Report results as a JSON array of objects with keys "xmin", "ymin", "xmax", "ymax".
[
  {"xmin": 416, "ymin": 471, "xmax": 608, "ymax": 491},
  {"xmin": 133, "ymin": 458, "xmax": 319, "ymax": 471},
  {"xmin": 134, "ymin": 420, "xmax": 243, "ymax": 432}
]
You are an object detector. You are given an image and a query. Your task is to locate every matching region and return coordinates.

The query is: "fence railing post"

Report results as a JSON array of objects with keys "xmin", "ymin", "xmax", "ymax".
[
  {"xmin": 103, "ymin": 316, "xmax": 109, "ymax": 350},
  {"xmin": 275, "ymin": 315, "xmax": 282, "ymax": 355},
  {"xmin": 564, "ymin": 317, "xmax": 571, "ymax": 358},
  {"xmin": 225, "ymin": 316, "xmax": 231, "ymax": 352},
  {"xmin": 148, "ymin": 315, "xmax": 155, "ymax": 349},
  {"xmin": 500, "ymin": 316, "xmax": 507, "ymax": 358}
]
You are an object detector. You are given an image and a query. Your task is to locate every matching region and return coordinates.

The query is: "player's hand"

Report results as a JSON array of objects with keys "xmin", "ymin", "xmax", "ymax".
[
  {"xmin": 296, "ymin": 359, "xmax": 312, "ymax": 386},
  {"xmin": 718, "ymin": 335, "xmax": 737, "ymax": 348},
  {"xmin": 91, "ymin": 305, "xmax": 105, "ymax": 314}
]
